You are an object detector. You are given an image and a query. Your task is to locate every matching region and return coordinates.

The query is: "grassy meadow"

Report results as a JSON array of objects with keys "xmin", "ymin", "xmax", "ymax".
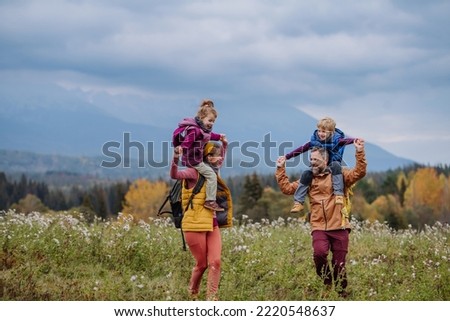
[{"xmin": 1, "ymin": 210, "xmax": 449, "ymax": 301}]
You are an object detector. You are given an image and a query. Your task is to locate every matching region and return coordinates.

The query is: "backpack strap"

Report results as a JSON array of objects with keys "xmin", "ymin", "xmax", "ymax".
[
  {"xmin": 157, "ymin": 195, "xmax": 171, "ymax": 216},
  {"xmin": 178, "ymin": 174, "xmax": 206, "ymax": 251},
  {"xmin": 184, "ymin": 174, "xmax": 206, "ymax": 211},
  {"xmin": 180, "ymin": 229, "xmax": 187, "ymax": 251},
  {"xmin": 157, "ymin": 180, "xmax": 182, "ymax": 217}
]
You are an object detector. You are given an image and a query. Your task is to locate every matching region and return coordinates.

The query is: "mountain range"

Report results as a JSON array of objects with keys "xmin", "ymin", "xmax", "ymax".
[{"xmin": 0, "ymin": 82, "xmax": 417, "ymax": 179}]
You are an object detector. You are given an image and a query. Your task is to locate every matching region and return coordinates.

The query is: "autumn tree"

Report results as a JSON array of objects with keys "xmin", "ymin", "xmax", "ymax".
[
  {"xmin": 122, "ymin": 179, "xmax": 168, "ymax": 222},
  {"xmin": 396, "ymin": 171, "xmax": 408, "ymax": 207},
  {"xmin": 404, "ymin": 168, "xmax": 445, "ymax": 227},
  {"xmin": 438, "ymin": 174, "xmax": 450, "ymax": 223},
  {"xmin": 367, "ymin": 194, "xmax": 406, "ymax": 229},
  {"xmin": 440, "ymin": 174, "xmax": 450, "ymax": 222},
  {"xmin": 10, "ymin": 194, "xmax": 49, "ymax": 214},
  {"xmin": 350, "ymin": 194, "xmax": 370, "ymax": 221},
  {"xmin": 254, "ymin": 186, "xmax": 294, "ymax": 221}
]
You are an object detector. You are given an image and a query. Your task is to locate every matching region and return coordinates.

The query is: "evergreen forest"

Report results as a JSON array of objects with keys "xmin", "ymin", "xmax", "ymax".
[{"xmin": 1, "ymin": 163, "xmax": 449, "ymax": 229}]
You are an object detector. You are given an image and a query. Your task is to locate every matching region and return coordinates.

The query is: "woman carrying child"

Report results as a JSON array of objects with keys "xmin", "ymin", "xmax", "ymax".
[{"xmin": 170, "ymin": 138, "xmax": 233, "ymax": 301}]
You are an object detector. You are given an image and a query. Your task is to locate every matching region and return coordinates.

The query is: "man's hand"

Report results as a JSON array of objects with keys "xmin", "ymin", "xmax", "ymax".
[
  {"xmin": 276, "ymin": 156, "xmax": 286, "ymax": 168},
  {"xmin": 354, "ymin": 138, "xmax": 365, "ymax": 152}
]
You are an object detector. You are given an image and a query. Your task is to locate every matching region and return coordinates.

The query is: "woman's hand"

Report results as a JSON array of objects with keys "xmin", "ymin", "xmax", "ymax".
[{"xmin": 174, "ymin": 146, "xmax": 182, "ymax": 158}]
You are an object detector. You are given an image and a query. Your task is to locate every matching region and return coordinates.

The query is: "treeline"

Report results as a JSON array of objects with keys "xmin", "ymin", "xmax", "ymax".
[
  {"xmin": 1, "ymin": 163, "xmax": 450, "ymax": 229},
  {"xmin": 0, "ymin": 172, "xmax": 130, "ymax": 221},
  {"xmin": 227, "ymin": 164, "xmax": 450, "ymax": 229}
]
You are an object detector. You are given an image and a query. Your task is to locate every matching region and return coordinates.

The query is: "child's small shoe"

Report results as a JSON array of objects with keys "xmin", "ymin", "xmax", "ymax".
[
  {"xmin": 204, "ymin": 201, "xmax": 224, "ymax": 211},
  {"xmin": 335, "ymin": 195, "xmax": 344, "ymax": 205},
  {"xmin": 290, "ymin": 202, "xmax": 304, "ymax": 213}
]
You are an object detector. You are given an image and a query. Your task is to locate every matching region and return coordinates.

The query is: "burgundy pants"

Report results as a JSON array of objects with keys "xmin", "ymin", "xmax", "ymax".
[
  {"xmin": 312, "ymin": 229, "xmax": 349, "ymax": 290},
  {"xmin": 184, "ymin": 226, "xmax": 222, "ymax": 299}
]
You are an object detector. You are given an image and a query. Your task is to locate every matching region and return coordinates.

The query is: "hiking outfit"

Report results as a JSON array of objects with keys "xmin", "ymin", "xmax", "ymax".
[
  {"xmin": 286, "ymin": 128, "xmax": 355, "ymax": 209},
  {"xmin": 176, "ymin": 117, "xmax": 222, "ymax": 208},
  {"xmin": 276, "ymin": 147, "xmax": 367, "ymax": 293},
  {"xmin": 170, "ymin": 143, "xmax": 232, "ymax": 300}
]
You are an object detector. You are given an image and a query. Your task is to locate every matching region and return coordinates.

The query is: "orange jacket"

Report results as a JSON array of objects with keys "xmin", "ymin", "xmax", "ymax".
[{"xmin": 275, "ymin": 149, "xmax": 367, "ymax": 232}]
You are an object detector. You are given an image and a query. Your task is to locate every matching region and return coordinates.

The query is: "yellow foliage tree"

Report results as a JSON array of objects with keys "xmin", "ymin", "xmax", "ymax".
[
  {"xmin": 254, "ymin": 186, "xmax": 295, "ymax": 221},
  {"xmin": 11, "ymin": 194, "xmax": 49, "ymax": 214},
  {"xmin": 349, "ymin": 194, "xmax": 369, "ymax": 221},
  {"xmin": 404, "ymin": 167, "xmax": 445, "ymax": 225},
  {"xmin": 439, "ymin": 174, "xmax": 450, "ymax": 222},
  {"xmin": 369, "ymin": 194, "xmax": 406, "ymax": 228},
  {"xmin": 122, "ymin": 179, "xmax": 168, "ymax": 223},
  {"xmin": 362, "ymin": 195, "xmax": 385, "ymax": 223}
]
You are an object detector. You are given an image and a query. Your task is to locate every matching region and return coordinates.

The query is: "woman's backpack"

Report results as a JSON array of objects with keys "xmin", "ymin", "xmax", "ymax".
[{"xmin": 157, "ymin": 175, "xmax": 206, "ymax": 250}]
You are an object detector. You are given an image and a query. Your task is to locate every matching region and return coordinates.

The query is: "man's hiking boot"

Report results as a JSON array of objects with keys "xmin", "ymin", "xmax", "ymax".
[
  {"xmin": 290, "ymin": 202, "xmax": 304, "ymax": 213},
  {"xmin": 204, "ymin": 201, "xmax": 224, "ymax": 212},
  {"xmin": 335, "ymin": 195, "xmax": 344, "ymax": 205}
]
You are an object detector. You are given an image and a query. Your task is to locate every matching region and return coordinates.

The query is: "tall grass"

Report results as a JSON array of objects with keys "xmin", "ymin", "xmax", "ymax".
[{"xmin": 1, "ymin": 211, "xmax": 448, "ymax": 301}]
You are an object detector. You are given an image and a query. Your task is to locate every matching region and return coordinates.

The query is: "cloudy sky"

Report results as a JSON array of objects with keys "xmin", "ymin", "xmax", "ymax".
[{"xmin": 1, "ymin": 0, "xmax": 449, "ymax": 165}]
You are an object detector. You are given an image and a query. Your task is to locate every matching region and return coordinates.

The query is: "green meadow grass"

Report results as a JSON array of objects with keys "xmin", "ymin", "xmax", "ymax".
[{"xmin": 1, "ymin": 211, "xmax": 448, "ymax": 301}]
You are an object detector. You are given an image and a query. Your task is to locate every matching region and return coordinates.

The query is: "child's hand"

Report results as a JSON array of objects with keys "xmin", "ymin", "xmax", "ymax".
[{"xmin": 220, "ymin": 134, "xmax": 227, "ymax": 143}]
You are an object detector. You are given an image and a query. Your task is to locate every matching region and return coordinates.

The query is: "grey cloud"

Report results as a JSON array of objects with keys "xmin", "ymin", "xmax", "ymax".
[{"xmin": 1, "ymin": 0, "xmax": 450, "ymax": 164}]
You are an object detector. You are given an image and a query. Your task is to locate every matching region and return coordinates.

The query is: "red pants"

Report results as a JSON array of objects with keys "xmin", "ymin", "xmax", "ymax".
[
  {"xmin": 312, "ymin": 229, "xmax": 349, "ymax": 290},
  {"xmin": 184, "ymin": 226, "xmax": 222, "ymax": 299}
]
